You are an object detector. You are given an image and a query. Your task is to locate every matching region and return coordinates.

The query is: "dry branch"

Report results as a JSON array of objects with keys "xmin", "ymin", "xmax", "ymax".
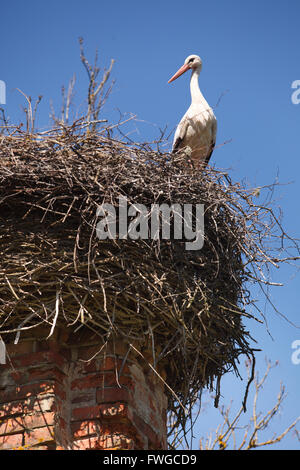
[{"xmin": 199, "ymin": 360, "xmax": 300, "ymax": 450}]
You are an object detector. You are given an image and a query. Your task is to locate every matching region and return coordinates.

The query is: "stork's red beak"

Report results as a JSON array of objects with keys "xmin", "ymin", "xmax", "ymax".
[{"xmin": 168, "ymin": 63, "xmax": 190, "ymax": 83}]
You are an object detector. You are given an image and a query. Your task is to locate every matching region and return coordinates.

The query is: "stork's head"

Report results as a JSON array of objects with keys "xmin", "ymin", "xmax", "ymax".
[{"xmin": 168, "ymin": 54, "xmax": 202, "ymax": 84}]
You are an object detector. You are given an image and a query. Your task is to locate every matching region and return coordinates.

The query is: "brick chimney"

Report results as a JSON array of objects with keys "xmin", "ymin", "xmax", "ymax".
[{"xmin": 0, "ymin": 329, "xmax": 167, "ymax": 450}]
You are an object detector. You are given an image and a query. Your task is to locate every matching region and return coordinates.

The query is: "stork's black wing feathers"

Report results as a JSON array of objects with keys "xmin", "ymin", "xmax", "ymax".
[
  {"xmin": 172, "ymin": 136, "xmax": 184, "ymax": 153},
  {"xmin": 204, "ymin": 118, "xmax": 217, "ymax": 165},
  {"xmin": 204, "ymin": 139, "xmax": 216, "ymax": 166}
]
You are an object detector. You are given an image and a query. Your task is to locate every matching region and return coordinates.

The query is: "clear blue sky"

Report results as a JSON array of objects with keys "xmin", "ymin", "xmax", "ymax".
[{"xmin": 1, "ymin": 0, "xmax": 300, "ymax": 449}]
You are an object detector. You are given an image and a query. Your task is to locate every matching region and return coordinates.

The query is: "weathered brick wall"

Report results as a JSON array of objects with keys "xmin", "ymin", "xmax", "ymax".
[{"xmin": 0, "ymin": 330, "xmax": 167, "ymax": 450}]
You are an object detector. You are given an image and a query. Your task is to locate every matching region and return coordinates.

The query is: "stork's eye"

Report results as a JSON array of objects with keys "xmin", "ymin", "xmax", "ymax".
[{"xmin": 188, "ymin": 58, "xmax": 194, "ymax": 63}]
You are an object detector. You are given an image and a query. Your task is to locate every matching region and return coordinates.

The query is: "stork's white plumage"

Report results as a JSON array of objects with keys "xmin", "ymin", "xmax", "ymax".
[{"xmin": 168, "ymin": 54, "xmax": 217, "ymax": 168}]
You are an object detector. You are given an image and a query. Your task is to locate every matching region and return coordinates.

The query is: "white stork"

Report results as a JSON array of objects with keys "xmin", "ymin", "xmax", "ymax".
[{"xmin": 168, "ymin": 54, "xmax": 217, "ymax": 168}]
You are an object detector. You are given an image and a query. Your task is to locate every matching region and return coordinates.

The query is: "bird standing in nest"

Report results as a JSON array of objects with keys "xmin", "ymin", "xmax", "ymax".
[{"xmin": 168, "ymin": 54, "xmax": 217, "ymax": 169}]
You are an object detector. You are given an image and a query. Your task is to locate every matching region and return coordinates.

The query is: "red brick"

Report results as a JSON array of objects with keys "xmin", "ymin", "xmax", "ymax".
[
  {"xmin": 0, "ymin": 381, "xmax": 58, "ymax": 403},
  {"xmin": 95, "ymin": 422, "xmax": 145, "ymax": 450},
  {"xmin": 104, "ymin": 374, "xmax": 133, "ymax": 388},
  {"xmin": 71, "ymin": 402, "xmax": 127, "ymax": 422},
  {"xmin": 83, "ymin": 357, "xmax": 131, "ymax": 375},
  {"xmin": 72, "ymin": 405, "xmax": 103, "ymax": 421},
  {"xmin": 0, "ymin": 411, "xmax": 55, "ymax": 436},
  {"xmin": 0, "ymin": 432, "xmax": 24, "ymax": 449},
  {"xmin": 11, "ymin": 351, "xmax": 65, "ymax": 370},
  {"xmin": 71, "ymin": 372, "xmax": 132, "ymax": 391},
  {"xmin": 0, "ymin": 336, "xmax": 167, "ymax": 450},
  {"xmin": 30, "ymin": 395, "xmax": 56, "ymax": 414},
  {"xmin": 71, "ymin": 436, "xmax": 103, "ymax": 450},
  {"xmin": 24, "ymin": 425, "xmax": 54, "ymax": 446},
  {"xmin": 8, "ymin": 366, "xmax": 66, "ymax": 386},
  {"xmin": 71, "ymin": 391, "xmax": 95, "ymax": 404},
  {"xmin": 0, "ymin": 401, "xmax": 25, "ymax": 419},
  {"xmin": 99, "ymin": 402, "xmax": 128, "ymax": 417},
  {"xmin": 71, "ymin": 374, "xmax": 104, "ymax": 391},
  {"xmin": 94, "ymin": 433, "xmax": 135, "ymax": 450},
  {"xmin": 71, "ymin": 419, "xmax": 102, "ymax": 439},
  {"xmin": 96, "ymin": 387, "xmax": 130, "ymax": 404},
  {"xmin": 131, "ymin": 411, "xmax": 164, "ymax": 449},
  {"xmin": 27, "ymin": 366, "xmax": 66, "ymax": 384}
]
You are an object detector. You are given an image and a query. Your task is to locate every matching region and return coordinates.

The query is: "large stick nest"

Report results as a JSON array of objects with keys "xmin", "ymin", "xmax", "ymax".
[{"xmin": 0, "ymin": 125, "xmax": 298, "ymax": 444}]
